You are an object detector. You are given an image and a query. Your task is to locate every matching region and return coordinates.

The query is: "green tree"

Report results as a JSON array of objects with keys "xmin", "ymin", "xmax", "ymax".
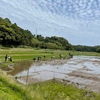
[{"xmin": 96, "ymin": 47, "xmax": 100, "ymax": 53}]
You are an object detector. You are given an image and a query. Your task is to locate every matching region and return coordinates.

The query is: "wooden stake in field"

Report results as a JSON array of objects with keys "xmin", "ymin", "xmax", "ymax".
[{"xmin": 26, "ymin": 66, "xmax": 29, "ymax": 84}]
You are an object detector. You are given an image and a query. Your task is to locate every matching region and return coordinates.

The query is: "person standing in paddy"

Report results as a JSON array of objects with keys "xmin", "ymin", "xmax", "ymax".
[{"xmin": 5, "ymin": 54, "xmax": 8, "ymax": 62}]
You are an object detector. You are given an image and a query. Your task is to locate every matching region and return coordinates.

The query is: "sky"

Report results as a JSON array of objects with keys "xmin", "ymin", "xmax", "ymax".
[{"xmin": 0, "ymin": 0, "xmax": 100, "ymax": 46}]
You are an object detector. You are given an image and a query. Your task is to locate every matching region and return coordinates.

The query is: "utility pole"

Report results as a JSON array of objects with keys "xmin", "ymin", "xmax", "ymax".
[{"xmin": 36, "ymin": 29, "xmax": 37, "ymax": 36}]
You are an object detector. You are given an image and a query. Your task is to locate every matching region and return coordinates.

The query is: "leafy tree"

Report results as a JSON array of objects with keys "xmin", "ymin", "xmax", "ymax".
[
  {"xmin": 96, "ymin": 47, "xmax": 100, "ymax": 53},
  {"xmin": 4, "ymin": 18, "xmax": 11, "ymax": 25},
  {"xmin": 37, "ymin": 35, "xmax": 44, "ymax": 41}
]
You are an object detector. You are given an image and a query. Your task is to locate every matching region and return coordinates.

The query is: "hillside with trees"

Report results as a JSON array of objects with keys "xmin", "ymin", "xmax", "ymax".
[
  {"xmin": 0, "ymin": 17, "xmax": 33, "ymax": 46},
  {"xmin": 0, "ymin": 17, "xmax": 100, "ymax": 52},
  {"xmin": 0, "ymin": 17, "xmax": 72, "ymax": 50}
]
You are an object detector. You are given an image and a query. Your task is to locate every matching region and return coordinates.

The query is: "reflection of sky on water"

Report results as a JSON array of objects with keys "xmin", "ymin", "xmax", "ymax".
[
  {"xmin": 16, "ymin": 56, "xmax": 100, "ymax": 83},
  {"xmin": 83, "ymin": 62, "xmax": 100, "ymax": 74}
]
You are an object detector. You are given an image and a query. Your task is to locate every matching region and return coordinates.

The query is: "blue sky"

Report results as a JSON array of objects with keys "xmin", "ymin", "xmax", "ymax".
[{"xmin": 0, "ymin": 0, "xmax": 100, "ymax": 46}]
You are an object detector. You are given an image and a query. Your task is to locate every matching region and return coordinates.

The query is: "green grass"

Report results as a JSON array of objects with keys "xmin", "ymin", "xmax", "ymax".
[
  {"xmin": 0, "ymin": 71, "xmax": 33, "ymax": 100},
  {"xmin": 0, "ymin": 48, "xmax": 99, "ymax": 63},
  {"xmin": 73, "ymin": 51, "xmax": 100, "ymax": 56},
  {"xmin": 28, "ymin": 80, "xmax": 100, "ymax": 100}
]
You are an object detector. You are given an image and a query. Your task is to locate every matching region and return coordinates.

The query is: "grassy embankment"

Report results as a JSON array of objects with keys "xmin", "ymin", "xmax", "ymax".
[
  {"xmin": 0, "ymin": 70, "xmax": 33, "ymax": 100},
  {"xmin": 1, "ymin": 72, "xmax": 100, "ymax": 100},
  {"xmin": 0, "ymin": 47, "xmax": 100, "ymax": 100}
]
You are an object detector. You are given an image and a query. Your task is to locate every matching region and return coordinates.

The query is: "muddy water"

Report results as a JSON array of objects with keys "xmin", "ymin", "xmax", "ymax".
[{"xmin": 15, "ymin": 56, "xmax": 100, "ymax": 92}]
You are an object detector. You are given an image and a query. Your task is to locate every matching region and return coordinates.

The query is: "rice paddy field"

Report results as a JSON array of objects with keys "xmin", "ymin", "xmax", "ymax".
[
  {"xmin": 0, "ymin": 48, "xmax": 70, "ymax": 62},
  {"xmin": 0, "ymin": 47, "xmax": 100, "ymax": 100},
  {"xmin": 0, "ymin": 47, "xmax": 100, "ymax": 62}
]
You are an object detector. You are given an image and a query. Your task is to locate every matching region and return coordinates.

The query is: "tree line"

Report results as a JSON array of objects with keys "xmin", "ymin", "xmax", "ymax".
[
  {"xmin": 73, "ymin": 45, "xmax": 100, "ymax": 53},
  {"xmin": 0, "ymin": 17, "xmax": 100, "ymax": 52}
]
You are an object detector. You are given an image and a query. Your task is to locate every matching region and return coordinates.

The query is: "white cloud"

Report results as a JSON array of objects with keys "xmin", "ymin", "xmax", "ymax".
[{"xmin": 0, "ymin": 0, "xmax": 100, "ymax": 46}]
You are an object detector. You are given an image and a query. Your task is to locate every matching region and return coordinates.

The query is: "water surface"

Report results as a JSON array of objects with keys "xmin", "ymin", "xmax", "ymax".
[{"xmin": 15, "ymin": 56, "xmax": 100, "ymax": 90}]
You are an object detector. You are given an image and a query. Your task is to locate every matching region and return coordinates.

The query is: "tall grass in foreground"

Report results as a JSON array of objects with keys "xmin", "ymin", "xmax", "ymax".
[
  {"xmin": 1, "ymin": 70, "xmax": 100, "ymax": 100},
  {"xmin": 29, "ymin": 80, "xmax": 100, "ymax": 100},
  {"xmin": 0, "ymin": 70, "xmax": 33, "ymax": 100}
]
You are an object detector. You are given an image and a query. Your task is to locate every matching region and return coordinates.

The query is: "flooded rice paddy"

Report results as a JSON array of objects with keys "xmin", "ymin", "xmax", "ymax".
[{"xmin": 12, "ymin": 56, "xmax": 100, "ymax": 92}]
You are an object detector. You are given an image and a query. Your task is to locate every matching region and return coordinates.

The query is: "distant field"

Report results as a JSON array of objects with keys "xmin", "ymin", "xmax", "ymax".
[
  {"xmin": 0, "ymin": 48, "xmax": 100, "ymax": 63},
  {"xmin": 0, "ymin": 48, "xmax": 70, "ymax": 62}
]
